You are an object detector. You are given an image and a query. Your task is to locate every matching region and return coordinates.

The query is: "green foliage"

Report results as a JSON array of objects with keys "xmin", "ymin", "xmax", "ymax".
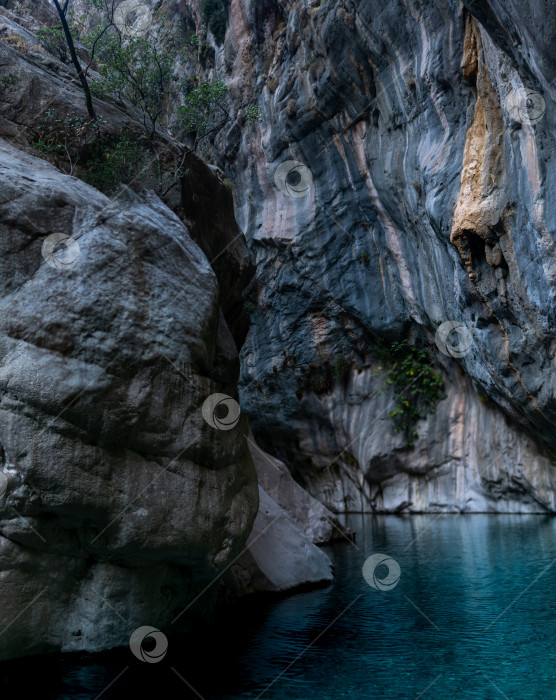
[
  {"xmin": 79, "ymin": 130, "xmax": 151, "ymax": 194},
  {"xmin": 36, "ymin": 0, "xmax": 249, "ymax": 154},
  {"xmin": 32, "ymin": 108, "xmax": 106, "ymax": 173},
  {"xmin": 184, "ymin": 33, "xmax": 200, "ymax": 52},
  {"xmin": 32, "ymin": 109, "xmax": 186, "ymax": 196},
  {"xmin": 32, "ymin": 0, "xmax": 256, "ymax": 190},
  {"xmin": 177, "ymin": 79, "xmax": 229, "ymax": 146},
  {"xmin": 85, "ymin": 30, "xmax": 174, "ymax": 136},
  {"xmin": 375, "ymin": 338, "xmax": 445, "ymax": 447},
  {"xmin": 200, "ymin": 0, "xmax": 230, "ymax": 45},
  {"xmin": 80, "ymin": 130, "xmax": 187, "ymax": 196},
  {"xmin": 334, "ymin": 355, "xmax": 350, "ymax": 382},
  {"xmin": 1, "ymin": 72, "xmax": 19, "ymax": 87},
  {"xmin": 36, "ymin": 8, "xmax": 83, "ymax": 63},
  {"xmin": 36, "ymin": 24, "xmax": 69, "ymax": 63},
  {"xmin": 359, "ymin": 251, "xmax": 370, "ymax": 267},
  {"xmin": 244, "ymin": 105, "xmax": 264, "ymax": 124}
]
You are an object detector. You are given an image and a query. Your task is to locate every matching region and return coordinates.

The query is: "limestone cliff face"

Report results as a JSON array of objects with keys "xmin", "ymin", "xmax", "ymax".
[
  {"xmin": 180, "ymin": 0, "xmax": 556, "ymax": 513},
  {"xmin": 0, "ymin": 0, "xmax": 554, "ymax": 664}
]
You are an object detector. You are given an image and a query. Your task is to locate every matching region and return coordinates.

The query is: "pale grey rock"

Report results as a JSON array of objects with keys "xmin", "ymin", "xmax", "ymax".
[
  {"xmin": 247, "ymin": 431, "xmax": 353, "ymax": 542},
  {"xmin": 226, "ymin": 485, "xmax": 333, "ymax": 594},
  {"xmin": 286, "ymin": 362, "xmax": 556, "ymax": 514}
]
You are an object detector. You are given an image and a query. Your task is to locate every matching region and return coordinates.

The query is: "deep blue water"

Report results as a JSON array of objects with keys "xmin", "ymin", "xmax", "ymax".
[{"xmin": 2, "ymin": 514, "xmax": 555, "ymax": 699}]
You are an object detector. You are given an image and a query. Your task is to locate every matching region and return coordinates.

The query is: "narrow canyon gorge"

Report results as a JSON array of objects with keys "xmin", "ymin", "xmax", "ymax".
[{"xmin": 0, "ymin": 0, "xmax": 555, "ymax": 696}]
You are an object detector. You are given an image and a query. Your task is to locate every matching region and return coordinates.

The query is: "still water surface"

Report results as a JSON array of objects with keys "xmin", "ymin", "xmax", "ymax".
[{"xmin": 2, "ymin": 514, "xmax": 555, "ymax": 699}]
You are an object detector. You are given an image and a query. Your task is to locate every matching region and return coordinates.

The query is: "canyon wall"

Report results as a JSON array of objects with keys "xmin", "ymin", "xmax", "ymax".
[
  {"xmin": 185, "ymin": 0, "xmax": 556, "ymax": 513},
  {"xmin": 2, "ymin": 0, "xmax": 556, "ymax": 663}
]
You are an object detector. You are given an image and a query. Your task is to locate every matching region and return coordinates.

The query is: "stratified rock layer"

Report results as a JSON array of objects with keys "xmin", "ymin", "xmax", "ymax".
[{"xmin": 189, "ymin": 0, "xmax": 556, "ymax": 512}]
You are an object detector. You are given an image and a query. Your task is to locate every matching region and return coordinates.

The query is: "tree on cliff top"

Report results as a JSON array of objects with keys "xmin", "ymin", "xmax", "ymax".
[{"xmin": 38, "ymin": 0, "xmax": 251, "ymax": 150}]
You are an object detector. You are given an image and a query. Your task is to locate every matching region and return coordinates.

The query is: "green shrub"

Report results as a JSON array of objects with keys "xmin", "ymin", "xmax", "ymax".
[
  {"xmin": 244, "ymin": 105, "xmax": 264, "ymax": 124},
  {"xmin": 80, "ymin": 131, "xmax": 152, "ymax": 195},
  {"xmin": 32, "ymin": 110, "xmax": 186, "ymax": 196},
  {"xmin": 184, "ymin": 33, "xmax": 200, "ymax": 52},
  {"xmin": 36, "ymin": 24, "xmax": 69, "ymax": 63},
  {"xmin": 334, "ymin": 355, "xmax": 350, "ymax": 382},
  {"xmin": 177, "ymin": 79, "xmax": 230, "ymax": 147},
  {"xmin": 375, "ymin": 338, "xmax": 445, "ymax": 447},
  {"xmin": 1, "ymin": 72, "xmax": 20, "ymax": 87},
  {"xmin": 32, "ymin": 108, "xmax": 106, "ymax": 174},
  {"xmin": 85, "ymin": 31, "xmax": 174, "ymax": 137},
  {"xmin": 35, "ymin": 0, "xmax": 256, "ymax": 154}
]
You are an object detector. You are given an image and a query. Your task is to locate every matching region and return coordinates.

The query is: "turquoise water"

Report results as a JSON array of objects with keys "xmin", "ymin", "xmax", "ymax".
[{"xmin": 2, "ymin": 514, "xmax": 555, "ymax": 699}]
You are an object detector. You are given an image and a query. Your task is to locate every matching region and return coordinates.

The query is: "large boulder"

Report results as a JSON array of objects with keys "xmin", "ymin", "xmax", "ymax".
[
  {"xmin": 0, "ymin": 138, "xmax": 259, "ymax": 660},
  {"xmin": 248, "ymin": 431, "xmax": 354, "ymax": 542},
  {"xmin": 226, "ymin": 486, "xmax": 333, "ymax": 594}
]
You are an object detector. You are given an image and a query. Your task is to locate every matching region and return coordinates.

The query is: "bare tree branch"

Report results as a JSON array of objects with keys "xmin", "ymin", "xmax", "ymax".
[{"xmin": 52, "ymin": 0, "xmax": 96, "ymax": 119}]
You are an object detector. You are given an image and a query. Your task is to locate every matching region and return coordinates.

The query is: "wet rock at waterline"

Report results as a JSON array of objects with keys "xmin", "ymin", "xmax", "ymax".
[
  {"xmin": 248, "ymin": 431, "xmax": 353, "ymax": 543},
  {"xmin": 225, "ymin": 485, "xmax": 334, "ymax": 594}
]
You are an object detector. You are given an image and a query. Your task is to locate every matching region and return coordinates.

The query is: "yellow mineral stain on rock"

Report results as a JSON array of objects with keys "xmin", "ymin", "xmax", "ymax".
[
  {"xmin": 450, "ymin": 16, "xmax": 507, "ymax": 275},
  {"xmin": 450, "ymin": 14, "xmax": 553, "ymax": 426}
]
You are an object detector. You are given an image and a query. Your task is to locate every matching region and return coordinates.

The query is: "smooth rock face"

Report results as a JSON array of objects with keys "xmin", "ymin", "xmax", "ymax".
[
  {"xmin": 0, "ymin": 139, "xmax": 259, "ymax": 660},
  {"xmin": 248, "ymin": 432, "xmax": 352, "ymax": 542},
  {"xmin": 223, "ymin": 434, "xmax": 341, "ymax": 594},
  {"xmin": 188, "ymin": 0, "xmax": 556, "ymax": 512},
  {"xmin": 226, "ymin": 485, "xmax": 333, "ymax": 594},
  {"xmin": 281, "ymin": 363, "xmax": 556, "ymax": 514}
]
